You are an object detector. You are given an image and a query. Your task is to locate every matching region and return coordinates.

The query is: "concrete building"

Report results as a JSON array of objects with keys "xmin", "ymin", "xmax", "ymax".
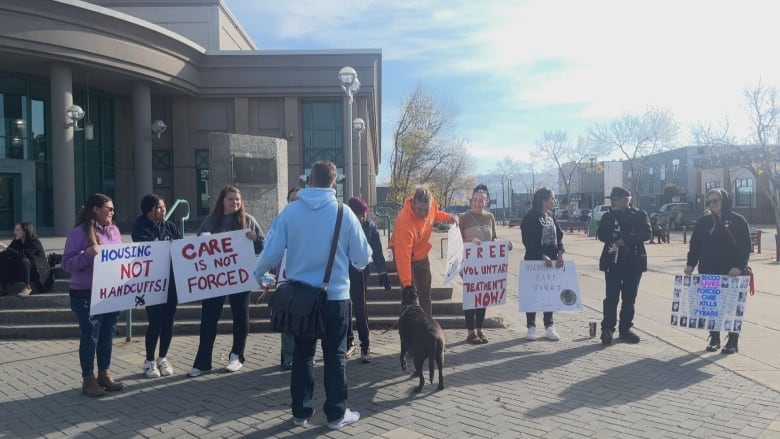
[{"xmin": 0, "ymin": 0, "xmax": 382, "ymax": 234}]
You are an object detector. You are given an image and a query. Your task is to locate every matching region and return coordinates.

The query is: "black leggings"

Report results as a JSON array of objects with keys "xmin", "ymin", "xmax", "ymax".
[
  {"xmin": 145, "ymin": 288, "xmax": 178, "ymax": 361},
  {"xmin": 192, "ymin": 291, "xmax": 250, "ymax": 370},
  {"xmin": 464, "ymin": 308, "xmax": 486, "ymax": 331}
]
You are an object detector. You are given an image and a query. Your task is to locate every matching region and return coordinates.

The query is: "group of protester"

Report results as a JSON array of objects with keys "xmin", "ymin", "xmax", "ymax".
[{"xmin": 5, "ymin": 157, "xmax": 752, "ymax": 431}]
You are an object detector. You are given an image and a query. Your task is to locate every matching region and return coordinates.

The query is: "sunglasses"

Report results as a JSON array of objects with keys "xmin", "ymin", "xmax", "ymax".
[{"xmin": 705, "ymin": 199, "xmax": 721, "ymax": 206}]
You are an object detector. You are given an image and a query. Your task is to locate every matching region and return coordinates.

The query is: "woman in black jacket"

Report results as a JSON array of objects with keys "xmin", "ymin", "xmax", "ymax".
[
  {"xmin": 0, "ymin": 222, "xmax": 49, "ymax": 297},
  {"xmin": 520, "ymin": 187, "xmax": 564, "ymax": 341},
  {"xmin": 132, "ymin": 194, "xmax": 182, "ymax": 378},
  {"xmin": 684, "ymin": 188, "xmax": 751, "ymax": 354}
]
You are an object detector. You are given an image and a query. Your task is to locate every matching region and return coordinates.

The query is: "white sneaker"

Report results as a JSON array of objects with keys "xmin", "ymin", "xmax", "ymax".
[
  {"xmin": 225, "ymin": 353, "xmax": 243, "ymax": 372},
  {"xmin": 328, "ymin": 408, "xmax": 360, "ymax": 429},
  {"xmin": 157, "ymin": 357, "xmax": 173, "ymax": 376},
  {"xmin": 544, "ymin": 326, "xmax": 560, "ymax": 341},
  {"xmin": 187, "ymin": 367, "xmax": 203, "ymax": 377},
  {"xmin": 525, "ymin": 327, "xmax": 537, "ymax": 341},
  {"xmin": 293, "ymin": 408, "xmax": 315, "ymax": 427},
  {"xmin": 143, "ymin": 360, "xmax": 161, "ymax": 378}
]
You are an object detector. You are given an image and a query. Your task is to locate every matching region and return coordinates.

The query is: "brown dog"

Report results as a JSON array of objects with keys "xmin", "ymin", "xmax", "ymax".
[{"xmin": 398, "ymin": 286, "xmax": 445, "ymax": 393}]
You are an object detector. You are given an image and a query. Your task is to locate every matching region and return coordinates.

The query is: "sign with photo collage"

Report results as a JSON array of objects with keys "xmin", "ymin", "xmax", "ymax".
[{"xmin": 669, "ymin": 274, "xmax": 750, "ymax": 333}]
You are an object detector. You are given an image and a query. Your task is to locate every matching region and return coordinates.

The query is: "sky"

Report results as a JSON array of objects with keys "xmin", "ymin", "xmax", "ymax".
[{"xmin": 225, "ymin": 0, "xmax": 780, "ymax": 181}]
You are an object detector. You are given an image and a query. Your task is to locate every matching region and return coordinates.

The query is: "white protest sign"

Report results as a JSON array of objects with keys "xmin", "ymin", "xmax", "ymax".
[
  {"xmin": 170, "ymin": 230, "xmax": 260, "ymax": 304},
  {"xmin": 90, "ymin": 241, "xmax": 171, "ymax": 316},
  {"xmin": 669, "ymin": 274, "xmax": 750, "ymax": 332},
  {"xmin": 461, "ymin": 240, "xmax": 510, "ymax": 310},
  {"xmin": 443, "ymin": 224, "xmax": 464, "ymax": 285},
  {"xmin": 518, "ymin": 260, "xmax": 582, "ymax": 312}
]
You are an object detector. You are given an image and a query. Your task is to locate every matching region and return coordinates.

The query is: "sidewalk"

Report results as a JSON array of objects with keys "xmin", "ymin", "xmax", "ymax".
[
  {"xmin": 428, "ymin": 225, "xmax": 780, "ymax": 393},
  {"xmin": 1, "ymin": 229, "xmax": 779, "ymax": 437}
]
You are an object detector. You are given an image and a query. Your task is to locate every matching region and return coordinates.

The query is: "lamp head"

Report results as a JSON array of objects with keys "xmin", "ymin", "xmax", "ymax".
[
  {"xmin": 338, "ymin": 66, "xmax": 357, "ymax": 88},
  {"xmin": 66, "ymin": 105, "xmax": 85, "ymax": 129},
  {"xmin": 151, "ymin": 120, "xmax": 167, "ymax": 138},
  {"xmin": 352, "ymin": 117, "xmax": 365, "ymax": 133}
]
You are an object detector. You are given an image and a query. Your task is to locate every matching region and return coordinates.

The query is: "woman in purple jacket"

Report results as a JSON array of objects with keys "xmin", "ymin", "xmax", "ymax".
[{"xmin": 62, "ymin": 193, "xmax": 124, "ymax": 397}]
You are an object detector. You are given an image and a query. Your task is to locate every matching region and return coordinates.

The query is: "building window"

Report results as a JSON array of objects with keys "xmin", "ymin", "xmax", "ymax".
[
  {"xmin": 705, "ymin": 181, "xmax": 720, "ymax": 191},
  {"xmin": 734, "ymin": 177, "xmax": 753, "ymax": 207},
  {"xmin": 660, "ymin": 164, "xmax": 666, "ymax": 180},
  {"xmin": 195, "ymin": 149, "xmax": 210, "ymax": 216},
  {"xmin": 302, "ymin": 100, "xmax": 343, "ymax": 169}
]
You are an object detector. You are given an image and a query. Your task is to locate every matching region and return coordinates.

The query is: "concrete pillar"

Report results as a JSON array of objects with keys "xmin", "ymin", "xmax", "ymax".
[
  {"xmin": 50, "ymin": 64, "xmax": 75, "ymax": 236},
  {"xmin": 133, "ymin": 82, "xmax": 152, "ymax": 203}
]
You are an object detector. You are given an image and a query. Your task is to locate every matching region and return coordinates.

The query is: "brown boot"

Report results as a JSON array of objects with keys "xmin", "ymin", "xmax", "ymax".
[
  {"xmin": 97, "ymin": 370, "xmax": 124, "ymax": 391},
  {"xmin": 82, "ymin": 375, "xmax": 106, "ymax": 397}
]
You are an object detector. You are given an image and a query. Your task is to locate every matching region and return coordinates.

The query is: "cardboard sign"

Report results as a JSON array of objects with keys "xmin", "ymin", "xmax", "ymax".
[
  {"xmin": 443, "ymin": 224, "xmax": 464, "ymax": 285},
  {"xmin": 669, "ymin": 274, "xmax": 750, "ymax": 332},
  {"xmin": 518, "ymin": 260, "xmax": 582, "ymax": 312},
  {"xmin": 90, "ymin": 241, "xmax": 171, "ymax": 315},
  {"xmin": 171, "ymin": 230, "xmax": 260, "ymax": 304},
  {"xmin": 461, "ymin": 240, "xmax": 511, "ymax": 310}
]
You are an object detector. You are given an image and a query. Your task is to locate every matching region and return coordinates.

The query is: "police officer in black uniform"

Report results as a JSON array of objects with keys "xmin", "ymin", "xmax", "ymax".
[{"xmin": 597, "ymin": 187, "xmax": 651, "ymax": 345}]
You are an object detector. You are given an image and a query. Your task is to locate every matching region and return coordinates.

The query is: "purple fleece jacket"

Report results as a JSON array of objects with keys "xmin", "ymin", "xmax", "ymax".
[{"xmin": 62, "ymin": 223, "xmax": 122, "ymax": 294}]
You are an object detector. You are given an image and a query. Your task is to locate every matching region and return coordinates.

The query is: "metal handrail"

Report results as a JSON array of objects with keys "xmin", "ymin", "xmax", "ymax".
[
  {"xmin": 125, "ymin": 198, "xmax": 190, "ymax": 341},
  {"xmin": 166, "ymin": 198, "xmax": 191, "ymax": 235}
]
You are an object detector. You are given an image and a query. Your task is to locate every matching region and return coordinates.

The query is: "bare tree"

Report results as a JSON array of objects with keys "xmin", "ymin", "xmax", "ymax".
[
  {"xmin": 590, "ymin": 107, "xmax": 679, "ymax": 207},
  {"xmin": 742, "ymin": 81, "xmax": 780, "ymax": 236},
  {"xmin": 689, "ymin": 118, "xmax": 736, "ymax": 147},
  {"xmin": 427, "ymin": 139, "xmax": 476, "ymax": 208},
  {"xmin": 490, "ymin": 156, "xmax": 518, "ymax": 222},
  {"xmin": 389, "ymin": 87, "xmax": 455, "ymax": 201},
  {"xmin": 537, "ymin": 131, "xmax": 604, "ymax": 209}
]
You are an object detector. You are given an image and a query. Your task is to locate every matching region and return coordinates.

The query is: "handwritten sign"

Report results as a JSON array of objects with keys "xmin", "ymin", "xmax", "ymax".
[
  {"xmin": 443, "ymin": 224, "xmax": 464, "ymax": 285},
  {"xmin": 461, "ymin": 240, "xmax": 510, "ymax": 310},
  {"xmin": 518, "ymin": 261, "xmax": 582, "ymax": 312},
  {"xmin": 669, "ymin": 274, "xmax": 749, "ymax": 332},
  {"xmin": 90, "ymin": 241, "xmax": 171, "ymax": 315},
  {"xmin": 171, "ymin": 230, "xmax": 259, "ymax": 304}
]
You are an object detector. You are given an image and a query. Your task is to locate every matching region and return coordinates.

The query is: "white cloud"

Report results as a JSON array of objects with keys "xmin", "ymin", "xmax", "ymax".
[{"xmin": 227, "ymin": 0, "xmax": 780, "ymax": 173}]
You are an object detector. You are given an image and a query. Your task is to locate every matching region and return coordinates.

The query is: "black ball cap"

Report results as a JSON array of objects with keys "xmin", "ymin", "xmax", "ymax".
[{"xmin": 607, "ymin": 187, "xmax": 631, "ymax": 199}]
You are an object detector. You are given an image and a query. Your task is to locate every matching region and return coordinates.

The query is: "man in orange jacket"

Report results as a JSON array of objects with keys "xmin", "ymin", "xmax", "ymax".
[{"xmin": 390, "ymin": 187, "xmax": 457, "ymax": 316}]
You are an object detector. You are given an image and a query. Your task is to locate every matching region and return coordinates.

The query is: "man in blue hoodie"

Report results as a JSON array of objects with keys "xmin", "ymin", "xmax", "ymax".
[{"xmin": 254, "ymin": 161, "xmax": 372, "ymax": 430}]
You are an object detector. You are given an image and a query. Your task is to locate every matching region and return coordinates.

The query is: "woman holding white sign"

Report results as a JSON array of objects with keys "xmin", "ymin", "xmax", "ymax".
[
  {"xmin": 62, "ymin": 193, "xmax": 124, "ymax": 397},
  {"xmin": 520, "ymin": 187, "xmax": 564, "ymax": 341},
  {"xmin": 188, "ymin": 185, "xmax": 265, "ymax": 377},
  {"xmin": 132, "ymin": 194, "xmax": 182, "ymax": 378},
  {"xmin": 459, "ymin": 184, "xmax": 509, "ymax": 344},
  {"xmin": 684, "ymin": 188, "xmax": 751, "ymax": 355}
]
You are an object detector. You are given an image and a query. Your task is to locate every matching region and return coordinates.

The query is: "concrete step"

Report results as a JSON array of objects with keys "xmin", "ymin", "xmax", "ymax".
[
  {"xmin": 0, "ymin": 314, "xmax": 500, "ymax": 339},
  {"xmin": 0, "ymin": 287, "xmax": 452, "ymax": 309},
  {"xmin": 0, "ymin": 300, "xmax": 465, "ymax": 324}
]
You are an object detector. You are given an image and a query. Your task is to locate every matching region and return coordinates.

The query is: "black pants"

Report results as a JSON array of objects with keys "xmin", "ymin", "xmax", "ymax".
[
  {"xmin": 192, "ymin": 291, "xmax": 250, "ymax": 371},
  {"xmin": 602, "ymin": 269, "xmax": 642, "ymax": 333},
  {"xmin": 464, "ymin": 308, "xmax": 486, "ymax": 331},
  {"xmin": 145, "ymin": 287, "xmax": 178, "ymax": 361},
  {"xmin": 0, "ymin": 251, "xmax": 31, "ymax": 286},
  {"xmin": 347, "ymin": 266, "xmax": 369, "ymax": 351}
]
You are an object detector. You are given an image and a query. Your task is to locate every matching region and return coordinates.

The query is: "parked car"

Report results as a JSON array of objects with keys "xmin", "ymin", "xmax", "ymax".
[
  {"xmin": 656, "ymin": 203, "xmax": 698, "ymax": 230},
  {"xmin": 553, "ymin": 208, "xmax": 569, "ymax": 221},
  {"xmin": 590, "ymin": 205, "xmax": 610, "ymax": 222},
  {"xmin": 572, "ymin": 208, "xmax": 591, "ymax": 222}
]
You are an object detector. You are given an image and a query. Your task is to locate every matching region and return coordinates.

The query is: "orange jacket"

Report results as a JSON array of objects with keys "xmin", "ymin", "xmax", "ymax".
[{"xmin": 389, "ymin": 196, "xmax": 450, "ymax": 287}]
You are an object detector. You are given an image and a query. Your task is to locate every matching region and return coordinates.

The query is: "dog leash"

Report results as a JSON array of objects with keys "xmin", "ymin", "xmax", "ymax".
[{"xmin": 379, "ymin": 305, "xmax": 416, "ymax": 335}]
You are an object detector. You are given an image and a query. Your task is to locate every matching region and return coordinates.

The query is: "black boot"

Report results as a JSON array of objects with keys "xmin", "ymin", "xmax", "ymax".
[
  {"xmin": 721, "ymin": 333, "xmax": 739, "ymax": 355},
  {"xmin": 600, "ymin": 328, "xmax": 613, "ymax": 345},
  {"xmin": 706, "ymin": 331, "xmax": 720, "ymax": 352}
]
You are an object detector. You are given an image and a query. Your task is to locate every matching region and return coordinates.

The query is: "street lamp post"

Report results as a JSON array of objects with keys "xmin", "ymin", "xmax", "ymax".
[
  {"xmin": 508, "ymin": 176, "xmax": 513, "ymax": 220},
  {"xmin": 589, "ymin": 155, "xmax": 597, "ymax": 208},
  {"xmin": 352, "ymin": 117, "xmax": 365, "ymax": 198},
  {"xmin": 338, "ymin": 66, "xmax": 360, "ymax": 198}
]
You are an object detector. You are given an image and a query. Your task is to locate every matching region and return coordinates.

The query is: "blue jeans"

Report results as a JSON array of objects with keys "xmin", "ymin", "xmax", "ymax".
[
  {"xmin": 291, "ymin": 299, "xmax": 350, "ymax": 422},
  {"xmin": 70, "ymin": 297, "xmax": 119, "ymax": 377}
]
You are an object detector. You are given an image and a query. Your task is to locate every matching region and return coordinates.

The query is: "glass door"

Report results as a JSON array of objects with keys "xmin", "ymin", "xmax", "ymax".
[{"xmin": 0, "ymin": 174, "xmax": 19, "ymax": 232}]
